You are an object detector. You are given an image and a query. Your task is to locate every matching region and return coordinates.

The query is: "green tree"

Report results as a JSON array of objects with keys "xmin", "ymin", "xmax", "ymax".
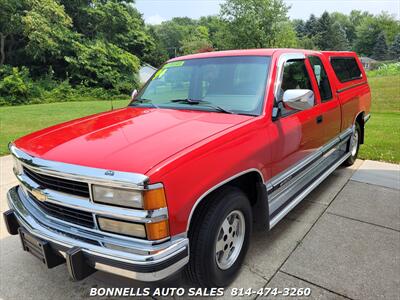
[
  {"xmin": 354, "ymin": 13, "xmax": 400, "ymax": 56},
  {"xmin": 22, "ymin": 0, "xmax": 74, "ymax": 61},
  {"xmin": 181, "ymin": 26, "xmax": 213, "ymax": 55},
  {"xmin": 220, "ymin": 0, "xmax": 297, "ymax": 48},
  {"xmin": 331, "ymin": 12, "xmax": 356, "ymax": 45},
  {"xmin": 314, "ymin": 12, "xmax": 331, "ymax": 50},
  {"xmin": 198, "ymin": 15, "xmax": 229, "ymax": 50},
  {"xmin": 152, "ymin": 19, "xmax": 190, "ymax": 57},
  {"xmin": 60, "ymin": 0, "xmax": 155, "ymax": 63},
  {"xmin": 65, "ymin": 39, "xmax": 140, "ymax": 92},
  {"xmin": 374, "ymin": 12, "xmax": 400, "ymax": 44},
  {"xmin": 304, "ymin": 14, "xmax": 318, "ymax": 37},
  {"xmin": 274, "ymin": 22, "xmax": 298, "ymax": 48},
  {"xmin": 354, "ymin": 17, "xmax": 381, "ymax": 56},
  {"xmin": 372, "ymin": 32, "xmax": 389, "ymax": 60},
  {"xmin": 331, "ymin": 21, "xmax": 350, "ymax": 50},
  {"xmin": 298, "ymin": 36, "xmax": 316, "ymax": 50},
  {"xmin": 85, "ymin": 1, "xmax": 152, "ymax": 57},
  {"xmin": 143, "ymin": 26, "xmax": 169, "ymax": 67},
  {"xmin": 389, "ymin": 34, "xmax": 400, "ymax": 60},
  {"xmin": 292, "ymin": 19, "xmax": 307, "ymax": 38},
  {"xmin": 349, "ymin": 10, "xmax": 373, "ymax": 27},
  {"xmin": 0, "ymin": 0, "xmax": 28, "ymax": 65},
  {"xmin": 314, "ymin": 12, "xmax": 349, "ymax": 51}
]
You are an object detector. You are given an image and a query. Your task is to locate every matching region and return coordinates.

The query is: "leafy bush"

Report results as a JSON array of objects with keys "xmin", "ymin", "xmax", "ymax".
[
  {"xmin": 367, "ymin": 62, "xmax": 400, "ymax": 77},
  {"xmin": 0, "ymin": 66, "xmax": 33, "ymax": 105},
  {"xmin": 0, "ymin": 65, "xmax": 129, "ymax": 106}
]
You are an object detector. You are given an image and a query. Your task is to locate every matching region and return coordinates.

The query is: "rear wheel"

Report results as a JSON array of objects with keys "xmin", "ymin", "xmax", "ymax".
[
  {"xmin": 343, "ymin": 122, "xmax": 361, "ymax": 166},
  {"xmin": 186, "ymin": 187, "xmax": 252, "ymax": 287}
]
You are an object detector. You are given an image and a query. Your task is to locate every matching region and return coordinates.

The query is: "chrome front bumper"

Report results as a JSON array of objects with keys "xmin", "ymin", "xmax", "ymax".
[{"xmin": 6, "ymin": 186, "xmax": 189, "ymax": 281}]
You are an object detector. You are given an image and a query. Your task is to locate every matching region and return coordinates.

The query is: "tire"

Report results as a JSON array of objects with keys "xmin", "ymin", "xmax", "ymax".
[
  {"xmin": 185, "ymin": 187, "xmax": 252, "ymax": 287},
  {"xmin": 343, "ymin": 122, "xmax": 361, "ymax": 166}
]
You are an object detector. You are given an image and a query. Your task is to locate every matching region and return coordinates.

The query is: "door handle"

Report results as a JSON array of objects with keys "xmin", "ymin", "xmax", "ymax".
[{"xmin": 316, "ymin": 115, "xmax": 323, "ymax": 124}]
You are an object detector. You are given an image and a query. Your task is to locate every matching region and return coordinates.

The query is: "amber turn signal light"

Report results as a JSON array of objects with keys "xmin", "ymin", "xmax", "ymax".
[
  {"xmin": 146, "ymin": 220, "xmax": 169, "ymax": 240},
  {"xmin": 143, "ymin": 188, "xmax": 167, "ymax": 210}
]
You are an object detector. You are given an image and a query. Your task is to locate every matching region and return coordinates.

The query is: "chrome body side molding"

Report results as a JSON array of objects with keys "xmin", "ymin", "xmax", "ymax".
[
  {"xmin": 267, "ymin": 127, "xmax": 352, "ymax": 195},
  {"xmin": 266, "ymin": 126, "xmax": 354, "ymax": 228},
  {"xmin": 336, "ymin": 81, "xmax": 368, "ymax": 93},
  {"xmin": 269, "ymin": 151, "xmax": 351, "ymax": 228}
]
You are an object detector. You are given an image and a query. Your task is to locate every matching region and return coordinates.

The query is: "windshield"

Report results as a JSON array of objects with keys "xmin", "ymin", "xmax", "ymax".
[{"xmin": 131, "ymin": 56, "xmax": 271, "ymax": 116}]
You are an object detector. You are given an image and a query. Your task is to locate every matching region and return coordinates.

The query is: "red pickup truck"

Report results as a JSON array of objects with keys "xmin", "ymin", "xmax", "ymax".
[{"xmin": 5, "ymin": 49, "xmax": 370, "ymax": 287}]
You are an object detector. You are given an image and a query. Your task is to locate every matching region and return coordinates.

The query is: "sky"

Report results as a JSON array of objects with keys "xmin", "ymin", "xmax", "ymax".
[{"xmin": 136, "ymin": 0, "xmax": 400, "ymax": 24}]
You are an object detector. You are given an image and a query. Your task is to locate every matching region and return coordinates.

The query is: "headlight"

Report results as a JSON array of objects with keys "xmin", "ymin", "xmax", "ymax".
[
  {"xmin": 97, "ymin": 217, "xmax": 146, "ymax": 238},
  {"xmin": 92, "ymin": 185, "xmax": 167, "ymax": 210},
  {"xmin": 92, "ymin": 185, "xmax": 143, "ymax": 208},
  {"xmin": 97, "ymin": 217, "xmax": 169, "ymax": 240}
]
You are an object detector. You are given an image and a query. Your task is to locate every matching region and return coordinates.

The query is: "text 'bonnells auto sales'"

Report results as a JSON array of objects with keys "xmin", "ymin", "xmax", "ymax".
[{"xmin": 89, "ymin": 287, "xmax": 225, "ymax": 297}]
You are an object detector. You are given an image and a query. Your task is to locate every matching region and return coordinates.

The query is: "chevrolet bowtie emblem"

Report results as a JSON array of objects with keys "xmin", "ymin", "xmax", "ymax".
[
  {"xmin": 105, "ymin": 170, "xmax": 115, "ymax": 176},
  {"xmin": 31, "ymin": 189, "xmax": 47, "ymax": 202}
]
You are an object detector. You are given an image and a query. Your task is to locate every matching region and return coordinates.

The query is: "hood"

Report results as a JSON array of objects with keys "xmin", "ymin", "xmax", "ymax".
[{"xmin": 14, "ymin": 107, "xmax": 251, "ymax": 174}]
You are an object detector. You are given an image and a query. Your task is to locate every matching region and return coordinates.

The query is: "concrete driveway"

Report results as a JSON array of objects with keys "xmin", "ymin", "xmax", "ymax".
[{"xmin": 0, "ymin": 156, "xmax": 399, "ymax": 299}]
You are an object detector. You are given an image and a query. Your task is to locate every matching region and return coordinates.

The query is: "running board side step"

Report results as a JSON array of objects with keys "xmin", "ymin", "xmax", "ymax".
[{"xmin": 269, "ymin": 152, "xmax": 351, "ymax": 229}]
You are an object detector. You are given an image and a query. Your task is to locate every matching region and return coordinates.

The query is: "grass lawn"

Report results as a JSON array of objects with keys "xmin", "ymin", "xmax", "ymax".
[
  {"xmin": 0, "ymin": 100, "xmax": 130, "ymax": 155},
  {"xmin": 358, "ymin": 75, "xmax": 400, "ymax": 163},
  {"xmin": 367, "ymin": 75, "xmax": 400, "ymax": 113},
  {"xmin": 1, "ymin": 75, "xmax": 399, "ymax": 163},
  {"xmin": 359, "ymin": 112, "xmax": 399, "ymax": 163}
]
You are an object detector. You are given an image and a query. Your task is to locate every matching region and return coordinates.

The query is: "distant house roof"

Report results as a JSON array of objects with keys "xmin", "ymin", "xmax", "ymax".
[
  {"xmin": 359, "ymin": 57, "xmax": 378, "ymax": 63},
  {"xmin": 139, "ymin": 63, "xmax": 157, "ymax": 83}
]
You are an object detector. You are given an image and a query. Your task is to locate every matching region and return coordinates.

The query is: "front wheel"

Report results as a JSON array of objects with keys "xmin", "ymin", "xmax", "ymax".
[
  {"xmin": 186, "ymin": 187, "xmax": 252, "ymax": 287},
  {"xmin": 343, "ymin": 122, "xmax": 361, "ymax": 166}
]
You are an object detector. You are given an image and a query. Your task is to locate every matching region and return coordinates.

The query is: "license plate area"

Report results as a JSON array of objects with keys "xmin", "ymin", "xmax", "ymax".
[{"xmin": 18, "ymin": 228, "xmax": 65, "ymax": 268}]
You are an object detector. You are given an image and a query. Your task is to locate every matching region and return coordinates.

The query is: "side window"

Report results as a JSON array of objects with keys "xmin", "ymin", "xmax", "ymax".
[
  {"xmin": 330, "ymin": 57, "xmax": 362, "ymax": 83},
  {"xmin": 277, "ymin": 59, "xmax": 314, "ymax": 116},
  {"xmin": 309, "ymin": 56, "xmax": 333, "ymax": 102}
]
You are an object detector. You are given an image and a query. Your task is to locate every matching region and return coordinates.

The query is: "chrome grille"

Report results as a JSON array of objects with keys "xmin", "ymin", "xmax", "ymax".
[
  {"xmin": 23, "ymin": 167, "xmax": 90, "ymax": 198},
  {"xmin": 29, "ymin": 191, "xmax": 95, "ymax": 228}
]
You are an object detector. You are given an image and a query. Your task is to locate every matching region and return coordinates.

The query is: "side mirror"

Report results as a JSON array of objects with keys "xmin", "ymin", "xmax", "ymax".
[
  {"xmin": 282, "ymin": 89, "xmax": 314, "ymax": 111},
  {"xmin": 131, "ymin": 89, "xmax": 138, "ymax": 101}
]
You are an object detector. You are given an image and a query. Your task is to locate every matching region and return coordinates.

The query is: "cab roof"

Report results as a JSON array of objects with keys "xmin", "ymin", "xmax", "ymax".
[{"xmin": 168, "ymin": 48, "xmax": 358, "ymax": 62}]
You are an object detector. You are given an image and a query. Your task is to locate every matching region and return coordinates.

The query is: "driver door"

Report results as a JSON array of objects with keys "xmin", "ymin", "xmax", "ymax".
[{"xmin": 269, "ymin": 57, "xmax": 322, "ymax": 178}]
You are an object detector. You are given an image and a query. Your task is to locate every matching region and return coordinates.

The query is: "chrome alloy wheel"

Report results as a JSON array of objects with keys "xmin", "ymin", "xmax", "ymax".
[
  {"xmin": 215, "ymin": 210, "xmax": 245, "ymax": 270},
  {"xmin": 351, "ymin": 129, "xmax": 359, "ymax": 156}
]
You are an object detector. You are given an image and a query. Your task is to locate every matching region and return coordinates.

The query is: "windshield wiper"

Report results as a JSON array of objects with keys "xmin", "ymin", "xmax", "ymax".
[
  {"xmin": 131, "ymin": 98, "xmax": 159, "ymax": 109},
  {"xmin": 171, "ymin": 98, "xmax": 202, "ymax": 104},
  {"xmin": 170, "ymin": 98, "xmax": 234, "ymax": 114}
]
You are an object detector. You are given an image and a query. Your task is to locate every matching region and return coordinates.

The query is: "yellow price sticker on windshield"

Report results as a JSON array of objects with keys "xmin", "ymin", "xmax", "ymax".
[
  {"xmin": 153, "ymin": 68, "xmax": 167, "ymax": 79},
  {"xmin": 152, "ymin": 61, "xmax": 185, "ymax": 80},
  {"xmin": 164, "ymin": 61, "xmax": 185, "ymax": 68}
]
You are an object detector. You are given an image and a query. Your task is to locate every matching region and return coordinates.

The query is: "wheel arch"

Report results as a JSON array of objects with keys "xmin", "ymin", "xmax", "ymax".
[{"xmin": 186, "ymin": 169, "xmax": 270, "ymax": 234}]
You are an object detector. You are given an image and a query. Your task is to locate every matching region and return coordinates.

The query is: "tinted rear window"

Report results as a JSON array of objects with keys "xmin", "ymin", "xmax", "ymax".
[{"xmin": 330, "ymin": 57, "xmax": 362, "ymax": 83}]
